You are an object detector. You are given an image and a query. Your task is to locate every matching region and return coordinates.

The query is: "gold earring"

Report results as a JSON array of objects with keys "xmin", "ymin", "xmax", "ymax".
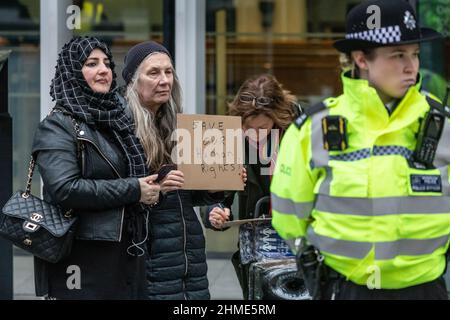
[{"xmin": 351, "ymin": 61, "xmax": 356, "ymax": 79}]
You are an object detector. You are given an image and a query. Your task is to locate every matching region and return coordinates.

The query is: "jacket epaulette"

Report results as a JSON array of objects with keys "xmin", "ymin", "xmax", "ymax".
[
  {"xmin": 422, "ymin": 90, "xmax": 450, "ymax": 117},
  {"xmin": 294, "ymin": 101, "xmax": 327, "ymax": 129}
]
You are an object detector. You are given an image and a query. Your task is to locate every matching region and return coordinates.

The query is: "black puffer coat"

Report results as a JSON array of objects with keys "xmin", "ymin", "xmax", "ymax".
[{"xmin": 146, "ymin": 190, "xmax": 223, "ymax": 300}]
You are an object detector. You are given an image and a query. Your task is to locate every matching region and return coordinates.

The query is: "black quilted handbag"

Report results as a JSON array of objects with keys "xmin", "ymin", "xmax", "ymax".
[{"xmin": 0, "ymin": 156, "xmax": 78, "ymax": 263}]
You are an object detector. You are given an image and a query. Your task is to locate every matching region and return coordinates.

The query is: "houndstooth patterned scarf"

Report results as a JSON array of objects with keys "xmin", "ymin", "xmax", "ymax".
[{"xmin": 50, "ymin": 36, "xmax": 150, "ymax": 178}]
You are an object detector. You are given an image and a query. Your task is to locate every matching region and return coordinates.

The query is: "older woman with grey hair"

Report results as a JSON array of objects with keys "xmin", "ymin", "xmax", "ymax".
[{"xmin": 122, "ymin": 41, "xmax": 224, "ymax": 300}]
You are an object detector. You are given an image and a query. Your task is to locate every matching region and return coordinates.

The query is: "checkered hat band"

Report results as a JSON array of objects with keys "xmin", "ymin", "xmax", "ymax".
[{"xmin": 346, "ymin": 25, "xmax": 402, "ymax": 44}]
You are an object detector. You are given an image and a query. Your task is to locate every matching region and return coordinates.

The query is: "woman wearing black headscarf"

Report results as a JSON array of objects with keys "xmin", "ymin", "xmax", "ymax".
[{"xmin": 31, "ymin": 37, "xmax": 160, "ymax": 299}]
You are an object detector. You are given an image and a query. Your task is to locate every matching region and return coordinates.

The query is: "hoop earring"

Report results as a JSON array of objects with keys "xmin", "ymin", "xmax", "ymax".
[{"xmin": 351, "ymin": 61, "xmax": 356, "ymax": 79}]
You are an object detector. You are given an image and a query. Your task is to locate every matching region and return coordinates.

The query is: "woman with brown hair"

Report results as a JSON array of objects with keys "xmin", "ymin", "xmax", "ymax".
[
  {"xmin": 205, "ymin": 73, "xmax": 302, "ymax": 299},
  {"xmin": 228, "ymin": 74, "xmax": 299, "ymax": 137}
]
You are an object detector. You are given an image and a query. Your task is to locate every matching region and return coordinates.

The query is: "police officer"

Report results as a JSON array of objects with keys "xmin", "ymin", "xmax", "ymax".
[{"xmin": 271, "ymin": 0, "xmax": 449, "ymax": 300}]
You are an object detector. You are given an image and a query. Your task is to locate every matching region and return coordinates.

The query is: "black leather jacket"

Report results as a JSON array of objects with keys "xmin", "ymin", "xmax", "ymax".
[{"xmin": 32, "ymin": 109, "xmax": 141, "ymax": 241}]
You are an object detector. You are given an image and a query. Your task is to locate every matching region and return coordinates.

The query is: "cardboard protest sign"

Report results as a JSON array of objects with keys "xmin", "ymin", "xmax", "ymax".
[{"xmin": 176, "ymin": 114, "xmax": 244, "ymax": 190}]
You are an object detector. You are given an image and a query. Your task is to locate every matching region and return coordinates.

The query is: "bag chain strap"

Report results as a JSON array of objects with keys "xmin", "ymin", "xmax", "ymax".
[
  {"xmin": 22, "ymin": 112, "xmax": 81, "ymax": 207},
  {"xmin": 22, "ymin": 156, "xmax": 35, "ymax": 199}
]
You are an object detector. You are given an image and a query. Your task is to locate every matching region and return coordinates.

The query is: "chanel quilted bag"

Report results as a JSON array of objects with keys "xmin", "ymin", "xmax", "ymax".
[
  {"xmin": 0, "ymin": 113, "xmax": 81, "ymax": 263},
  {"xmin": 0, "ymin": 156, "xmax": 78, "ymax": 263}
]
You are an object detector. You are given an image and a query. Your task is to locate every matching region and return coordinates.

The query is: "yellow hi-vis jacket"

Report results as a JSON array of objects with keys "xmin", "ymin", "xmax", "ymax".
[
  {"xmin": 80, "ymin": 1, "xmax": 104, "ymax": 32},
  {"xmin": 271, "ymin": 72, "xmax": 450, "ymax": 289}
]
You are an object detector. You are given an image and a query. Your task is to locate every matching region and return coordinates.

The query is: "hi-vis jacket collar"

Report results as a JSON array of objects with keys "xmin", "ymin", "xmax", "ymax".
[{"xmin": 340, "ymin": 71, "xmax": 428, "ymax": 134}]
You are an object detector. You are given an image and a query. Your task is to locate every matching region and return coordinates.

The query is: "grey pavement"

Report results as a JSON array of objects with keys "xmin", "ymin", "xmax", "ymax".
[
  {"xmin": 14, "ymin": 248, "xmax": 450, "ymax": 300},
  {"xmin": 207, "ymin": 255, "xmax": 243, "ymax": 300},
  {"xmin": 13, "ymin": 254, "xmax": 38, "ymax": 300},
  {"xmin": 12, "ymin": 249, "xmax": 243, "ymax": 300}
]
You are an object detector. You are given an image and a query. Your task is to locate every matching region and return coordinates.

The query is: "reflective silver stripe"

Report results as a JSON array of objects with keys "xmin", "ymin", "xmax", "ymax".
[
  {"xmin": 439, "ymin": 166, "xmax": 450, "ymax": 196},
  {"xmin": 271, "ymin": 193, "xmax": 313, "ymax": 219},
  {"xmin": 434, "ymin": 120, "xmax": 450, "ymax": 168},
  {"xmin": 310, "ymin": 109, "xmax": 329, "ymax": 169},
  {"xmin": 375, "ymin": 235, "xmax": 449, "ymax": 260},
  {"xmin": 307, "ymin": 227, "xmax": 449, "ymax": 260},
  {"xmin": 315, "ymin": 194, "xmax": 450, "ymax": 215},
  {"xmin": 372, "ymin": 145, "xmax": 413, "ymax": 159},
  {"xmin": 307, "ymin": 227, "xmax": 371, "ymax": 259},
  {"xmin": 318, "ymin": 167, "xmax": 332, "ymax": 195},
  {"xmin": 329, "ymin": 149, "xmax": 370, "ymax": 161}
]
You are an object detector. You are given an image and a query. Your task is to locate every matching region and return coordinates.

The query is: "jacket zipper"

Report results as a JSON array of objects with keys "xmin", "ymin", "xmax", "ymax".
[
  {"xmin": 78, "ymin": 136, "xmax": 125, "ymax": 242},
  {"xmin": 177, "ymin": 190, "xmax": 188, "ymax": 300}
]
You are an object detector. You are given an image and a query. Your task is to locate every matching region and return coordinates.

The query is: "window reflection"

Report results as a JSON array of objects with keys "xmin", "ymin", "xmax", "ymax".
[{"xmin": 205, "ymin": 0, "xmax": 450, "ymax": 115}]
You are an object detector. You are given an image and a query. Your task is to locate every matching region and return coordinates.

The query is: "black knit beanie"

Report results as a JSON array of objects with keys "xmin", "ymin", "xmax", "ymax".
[{"xmin": 122, "ymin": 41, "xmax": 171, "ymax": 85}]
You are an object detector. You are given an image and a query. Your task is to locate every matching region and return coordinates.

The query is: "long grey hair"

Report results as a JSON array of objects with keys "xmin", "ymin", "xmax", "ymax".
[{"xmin": 125, "ymin": 54, "xmax": 182, "ymax": 172}]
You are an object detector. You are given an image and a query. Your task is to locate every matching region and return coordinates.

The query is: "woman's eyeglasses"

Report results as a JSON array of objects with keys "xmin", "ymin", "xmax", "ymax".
[{"xmin": 239, "ymin": 93, "xmax": 273, "ymax": 107}]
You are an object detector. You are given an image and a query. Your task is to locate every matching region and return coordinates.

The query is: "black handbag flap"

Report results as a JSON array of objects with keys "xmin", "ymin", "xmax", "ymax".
[{"xmin": 2, "ymin": 191, "xmax": 77, "ymax": 237}]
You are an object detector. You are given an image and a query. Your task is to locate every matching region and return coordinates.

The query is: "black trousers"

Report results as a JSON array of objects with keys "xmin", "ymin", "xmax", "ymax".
[{"xmin": 322, "ymin": 275, "xmax": 448, "ymax": 300}]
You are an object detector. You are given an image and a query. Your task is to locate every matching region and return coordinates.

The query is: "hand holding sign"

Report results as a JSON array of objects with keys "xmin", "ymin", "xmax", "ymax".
[{"xmin": 160, "ymin": 170, "xmax": 184, "ymax": 194}]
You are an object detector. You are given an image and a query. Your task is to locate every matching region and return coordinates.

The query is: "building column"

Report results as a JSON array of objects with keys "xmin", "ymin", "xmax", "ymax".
[
  {"xmin": 273, "ymin": 0, "xmax": 307, "ymax": 40},
  {"xmin": 175, "ymin": 0, "xmax": 206, "ymax": 114},
  {"xmin": 40, "ymin": 0, "xmax": 72, "ymax": 120},
  {"xmin": 235, "ymin": 0, "xmax": 263, "ymax": 41}
]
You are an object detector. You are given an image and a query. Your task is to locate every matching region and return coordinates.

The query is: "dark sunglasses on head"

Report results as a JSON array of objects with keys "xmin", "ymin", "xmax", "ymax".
[{"xmin": 239, "ymin": 92, "xmax": 273, "ymax": 107}]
